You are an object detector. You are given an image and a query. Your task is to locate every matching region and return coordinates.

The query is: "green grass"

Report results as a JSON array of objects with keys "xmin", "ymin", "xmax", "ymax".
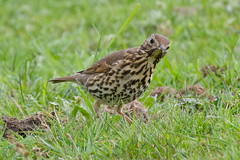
[{"xmin": 0, "ymin": 0, "xmax": 239, "ymax": 159}]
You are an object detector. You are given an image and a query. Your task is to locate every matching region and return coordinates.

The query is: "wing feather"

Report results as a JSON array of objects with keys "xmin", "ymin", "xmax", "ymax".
[{"xmin": 78, "ymin": 47, "xmax": 139, "ymax": 74}]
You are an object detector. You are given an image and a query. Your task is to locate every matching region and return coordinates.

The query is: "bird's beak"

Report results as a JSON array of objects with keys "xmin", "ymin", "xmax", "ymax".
[{"xmin": 159, "ymin": 45, "xmax": 166, "ymax": 52}]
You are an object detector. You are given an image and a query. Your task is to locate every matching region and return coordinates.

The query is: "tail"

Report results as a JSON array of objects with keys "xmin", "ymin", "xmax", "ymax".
[{"xmin": 49, "ymin": 75, "xmax": 78, "ymax": 84}]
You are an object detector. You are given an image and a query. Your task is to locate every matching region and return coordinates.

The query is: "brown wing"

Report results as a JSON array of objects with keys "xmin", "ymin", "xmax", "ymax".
[{"xmin": 78, "ymin": 47, "xmax": 139, "ymax": 74}]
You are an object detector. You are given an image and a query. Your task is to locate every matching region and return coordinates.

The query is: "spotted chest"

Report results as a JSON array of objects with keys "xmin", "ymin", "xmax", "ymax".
[{"xmin": 85, "ymin": 54, "xmax": 157, "ymax": 105}]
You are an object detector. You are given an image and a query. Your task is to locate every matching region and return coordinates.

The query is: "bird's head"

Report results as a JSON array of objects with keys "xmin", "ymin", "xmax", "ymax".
[{"xmin": 140, "ymin": 34, "xmax": 170, "ymax": 59}]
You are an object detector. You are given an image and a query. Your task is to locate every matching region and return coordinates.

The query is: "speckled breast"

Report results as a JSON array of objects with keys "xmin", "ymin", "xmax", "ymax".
[{"xmin": 85, "ymin": 56, "xmax": 155, "ymax": 105}]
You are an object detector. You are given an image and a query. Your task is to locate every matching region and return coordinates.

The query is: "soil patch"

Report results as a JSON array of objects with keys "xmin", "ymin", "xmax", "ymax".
[
  {"xmin": 2, "ymin": 112, "xmax": 54, "ymax": 138},
  {"xmin": 104, "ymin": 100, "xmax": 148, "ymax": 123},
  {"xmin": 201, "ymin": 64, "xmax": 226, "ymax": 77},
  {"xmin": 181, "ymin": 85, "xmax": 206, "ymax": 96},
  {"xmin": 151, "ymin": 86, "xmax": 180, "ymax": 101}
]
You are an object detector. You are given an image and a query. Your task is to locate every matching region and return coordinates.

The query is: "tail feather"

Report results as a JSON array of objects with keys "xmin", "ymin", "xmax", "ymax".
[{"xmin": 49, "ymin": 75, "xmax": 77, "ymax": 84}]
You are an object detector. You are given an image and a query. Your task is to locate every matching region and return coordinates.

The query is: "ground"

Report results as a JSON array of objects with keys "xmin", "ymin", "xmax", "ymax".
[{"xmin": 0, "ymin": 0, "xmax": 239, "ymax": 159}]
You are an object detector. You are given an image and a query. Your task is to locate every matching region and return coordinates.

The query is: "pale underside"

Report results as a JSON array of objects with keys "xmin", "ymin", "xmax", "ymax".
[{"xmin": 75, "ymin": 49, "xmax": 162, "ymax": 105}]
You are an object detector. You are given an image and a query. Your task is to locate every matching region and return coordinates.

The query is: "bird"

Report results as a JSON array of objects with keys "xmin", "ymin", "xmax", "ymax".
[{"xmin": 49, "ymin": 34, "xmax": 170, "ymax": 123}]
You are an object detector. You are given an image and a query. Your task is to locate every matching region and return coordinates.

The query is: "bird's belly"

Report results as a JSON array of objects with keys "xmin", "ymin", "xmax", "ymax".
[{"xmin": 86, "ymin": 63, "xmax": 154, "ymax": 105}]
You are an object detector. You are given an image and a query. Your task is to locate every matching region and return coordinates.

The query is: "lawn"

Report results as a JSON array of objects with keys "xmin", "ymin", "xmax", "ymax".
[{"xmin": 0, "ymin": 0, "xmax": 239, "ymax": 159}]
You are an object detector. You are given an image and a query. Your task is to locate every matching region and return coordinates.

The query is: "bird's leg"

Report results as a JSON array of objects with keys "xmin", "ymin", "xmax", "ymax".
[
  {"xmin": 93, "ymin": 101, "xmax": 102, "ymax": 118},
  {"xmin": 117, "ymin": 105, "xmax": 133, "ymax": 124}
]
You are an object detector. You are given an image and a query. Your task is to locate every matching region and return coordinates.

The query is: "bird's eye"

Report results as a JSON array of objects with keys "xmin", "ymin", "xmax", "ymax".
[
  {"xmin": 166, "ymin": 46, "xmax": 170, "ymax": 50},
  {"xmin": 150, "ymin": 38, "xmax": 155, "ymax": 44}
]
